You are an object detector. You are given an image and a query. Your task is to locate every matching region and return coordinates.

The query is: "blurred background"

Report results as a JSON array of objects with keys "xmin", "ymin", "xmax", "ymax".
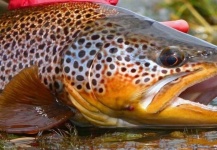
[
  {"xmin": 1, "ymin": 0, "xmax": 217, "ymax": 149},
  {"xmin": 118, "ymin": 0, "xmax": 217, "ymax": 44},
  {"xmin": 0, "ymin": 0, "xmax": 7, "ymax": 13}
]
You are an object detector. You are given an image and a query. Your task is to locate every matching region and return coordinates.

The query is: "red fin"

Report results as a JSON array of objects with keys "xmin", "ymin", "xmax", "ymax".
[{"xmin": 0, "ymin": 67, "xmax": 74, "ymax": 134}]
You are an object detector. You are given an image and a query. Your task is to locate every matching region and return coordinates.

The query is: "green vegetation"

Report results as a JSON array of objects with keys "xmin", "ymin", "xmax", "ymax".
[{"xmin": 164, "ymin": 0, "xmax": 217, "ymax": 44}]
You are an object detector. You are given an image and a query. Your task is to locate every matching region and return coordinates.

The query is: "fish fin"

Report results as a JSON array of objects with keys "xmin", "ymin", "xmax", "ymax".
[{"xmin": 0, "ymin": 66, "xmax": 74, "ymax": 134}]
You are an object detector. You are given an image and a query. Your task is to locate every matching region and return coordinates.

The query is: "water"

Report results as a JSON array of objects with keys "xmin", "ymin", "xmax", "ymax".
[{"xmin": 3, "ymin": 127, "xmax": 217, "ymax": 149}]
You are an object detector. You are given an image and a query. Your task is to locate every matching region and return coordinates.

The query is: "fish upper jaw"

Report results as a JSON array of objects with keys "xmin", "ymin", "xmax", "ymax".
[{"xmin": 140, "ymin": 71, "xmax": 190, "ymax": 110}]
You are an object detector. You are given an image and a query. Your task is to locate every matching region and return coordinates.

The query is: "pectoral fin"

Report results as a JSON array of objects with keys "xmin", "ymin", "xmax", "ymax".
[{"xmin": 0, "ymin": 66, "xmax": 74, "ymax": 134}]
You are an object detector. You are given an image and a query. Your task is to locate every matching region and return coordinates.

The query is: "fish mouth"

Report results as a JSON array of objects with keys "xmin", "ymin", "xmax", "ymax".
[
  {"xmin": 179, "ymin": 75, "xmax": 217, "ymax": 106},
  {"xmin": 144, "ymin": 63, "xmax": 217, "ymax": 111},
  {"xmin": 168, "ymin": 71, "xmax": 217, "ymax": 113},
  {"xmin": 138, "ymin": 63, "xmax": 217, "ymax": 126}
]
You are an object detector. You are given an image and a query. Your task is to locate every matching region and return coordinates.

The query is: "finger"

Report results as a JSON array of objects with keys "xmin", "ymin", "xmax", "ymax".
[{"xmin": 161, "ymin": 20, "xmax": 189, "ymax": 33}]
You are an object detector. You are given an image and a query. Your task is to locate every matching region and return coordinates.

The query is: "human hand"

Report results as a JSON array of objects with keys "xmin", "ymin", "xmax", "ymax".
[{"xmin": 161, "ymin": 20, "xmax": 189, "ymax": 33}]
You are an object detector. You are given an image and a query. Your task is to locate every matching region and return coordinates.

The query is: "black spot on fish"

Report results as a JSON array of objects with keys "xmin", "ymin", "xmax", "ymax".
[
  {"xmin": 78, "ymin": 38, "xmax": 85, "ymax": 45},
  {"xmin": 76, "ymin": 75, "xmax": 84, "ymax": 81},
  {"xmin": 106, "ymin": 57, "xmax": 112, "ymax": 62},
  {"xmin": 109, "ymin": 47, "xmax": 118, "ymax": 54},
  {"xmin": 77, "ymin": 84, "xmax": 82, "ymax": 90},
  {"xmin": 64, "ymin": 66, "xmax": 70, "ymax": 73},
  {"xmin": 85, "ymin": 42, "xmax": 92, "ymax": 48},
  {"xmin": 78, "ymin": 50, "xmax": 86, "ymax": 58},
  {"xmin": 91, "ymin": 35, "xmax": 100, "ymax": 40}
]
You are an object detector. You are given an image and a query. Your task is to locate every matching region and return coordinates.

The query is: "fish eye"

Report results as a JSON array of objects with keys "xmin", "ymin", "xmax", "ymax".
[{"xmin": 157, "ymin": 46, "xmax": 186, "ymax": 68}]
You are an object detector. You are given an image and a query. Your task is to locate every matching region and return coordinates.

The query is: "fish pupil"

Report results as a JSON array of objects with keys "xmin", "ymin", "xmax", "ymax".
[{"xmin": 166, "ymin": 55, "xmax": 177, "ymax": 66}]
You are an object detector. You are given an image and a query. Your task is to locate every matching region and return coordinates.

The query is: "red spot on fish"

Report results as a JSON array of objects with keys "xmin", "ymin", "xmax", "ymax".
[{"xmin": 125, "ymin": 105, "xmax": 134, "ymax": 111}]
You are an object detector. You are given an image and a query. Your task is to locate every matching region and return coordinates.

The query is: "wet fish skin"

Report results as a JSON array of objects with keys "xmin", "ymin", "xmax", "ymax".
[
  {"xmin": 0, "ymin": 2, "xmax": 100, "ymax": 91},
  {"xmin": 0, "ymin": 2, "xmax": 217, "ymax": 133}
]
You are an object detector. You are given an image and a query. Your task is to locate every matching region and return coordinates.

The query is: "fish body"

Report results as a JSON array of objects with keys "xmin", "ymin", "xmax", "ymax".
[{"xmin": 1, "ymin": 2, "xmax": 217, "ymax": 134}]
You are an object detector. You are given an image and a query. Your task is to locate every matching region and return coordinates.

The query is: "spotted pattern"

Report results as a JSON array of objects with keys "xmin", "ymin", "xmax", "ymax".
[
  {"xmin": 63, "ymin": 18, "xmax": 199, "ymax": 96},
  {"xmin": 0, "ymin": 2, "xmax": 113, "ymax": 93},
  {"xmin": 0, "ymin": 2, "xmax": 203, "ymax": 106}
]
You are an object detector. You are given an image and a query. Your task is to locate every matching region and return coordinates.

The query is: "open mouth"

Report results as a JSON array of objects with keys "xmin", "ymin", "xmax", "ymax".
[
  {"xmin": 163, "ymin": 68, "xmax": 217, "ymax": 113},
  {"xmin": 141, "ymin": 64, "xmax": 217, "ymax": 113},
  {"xmin": 136, "ymin": 65, "xmax": 217, "ymax": 126},
  {"xmin": 179, "ymin": 75, "xmax": 217, "ymax": 106}
]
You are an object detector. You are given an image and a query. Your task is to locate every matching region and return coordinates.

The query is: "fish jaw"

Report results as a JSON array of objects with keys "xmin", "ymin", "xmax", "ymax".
[
  {"xmin": 128, "ymin": 98, "xmax": 217, "ymax": 127},
  {"xmin": 64, "ymin": 62, "xmax": 217, "ymax": 127},
  {"xmin": 140, "ymin": 97, "xmax": 217, "ymax": 126},
  {"xmin": 145, "ymin": 63, "xmax": 217, "ymax": 113},
  {"xmin": 130, "ymin": 62, "xmax": 217, "ymax": 126}
]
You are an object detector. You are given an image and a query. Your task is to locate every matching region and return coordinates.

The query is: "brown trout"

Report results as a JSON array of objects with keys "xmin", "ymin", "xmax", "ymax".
[{"xmin": 1, "ymin": 2, "xmax": 217, "ymax": 134}]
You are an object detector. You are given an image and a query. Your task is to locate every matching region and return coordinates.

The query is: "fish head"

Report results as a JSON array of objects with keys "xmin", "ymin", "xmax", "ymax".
[{"xmin": 62, "ymin": 3, "xmax": 217, "ymax": 127}]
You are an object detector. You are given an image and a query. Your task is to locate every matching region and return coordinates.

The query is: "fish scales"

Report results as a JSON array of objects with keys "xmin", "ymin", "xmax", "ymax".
[
  {"xmin": 0, "ymin": 2, "xmax": 193, "ymax": 94},
  {"xmin": 1, "ymin": 2, "xmax": 217, "ymax": 133},
  {"xmin": 0, "ymin": 3, "xmax": 180, "ymax": 99},
  {"xmin": 0, "ymin": 3, "xmax": 105, "ymax": 91}
]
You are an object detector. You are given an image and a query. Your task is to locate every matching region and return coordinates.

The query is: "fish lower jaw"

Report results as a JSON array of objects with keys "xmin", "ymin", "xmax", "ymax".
[{"xmin": 170, "ymin": 97, "xmax": 217, "ymax": 111}]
